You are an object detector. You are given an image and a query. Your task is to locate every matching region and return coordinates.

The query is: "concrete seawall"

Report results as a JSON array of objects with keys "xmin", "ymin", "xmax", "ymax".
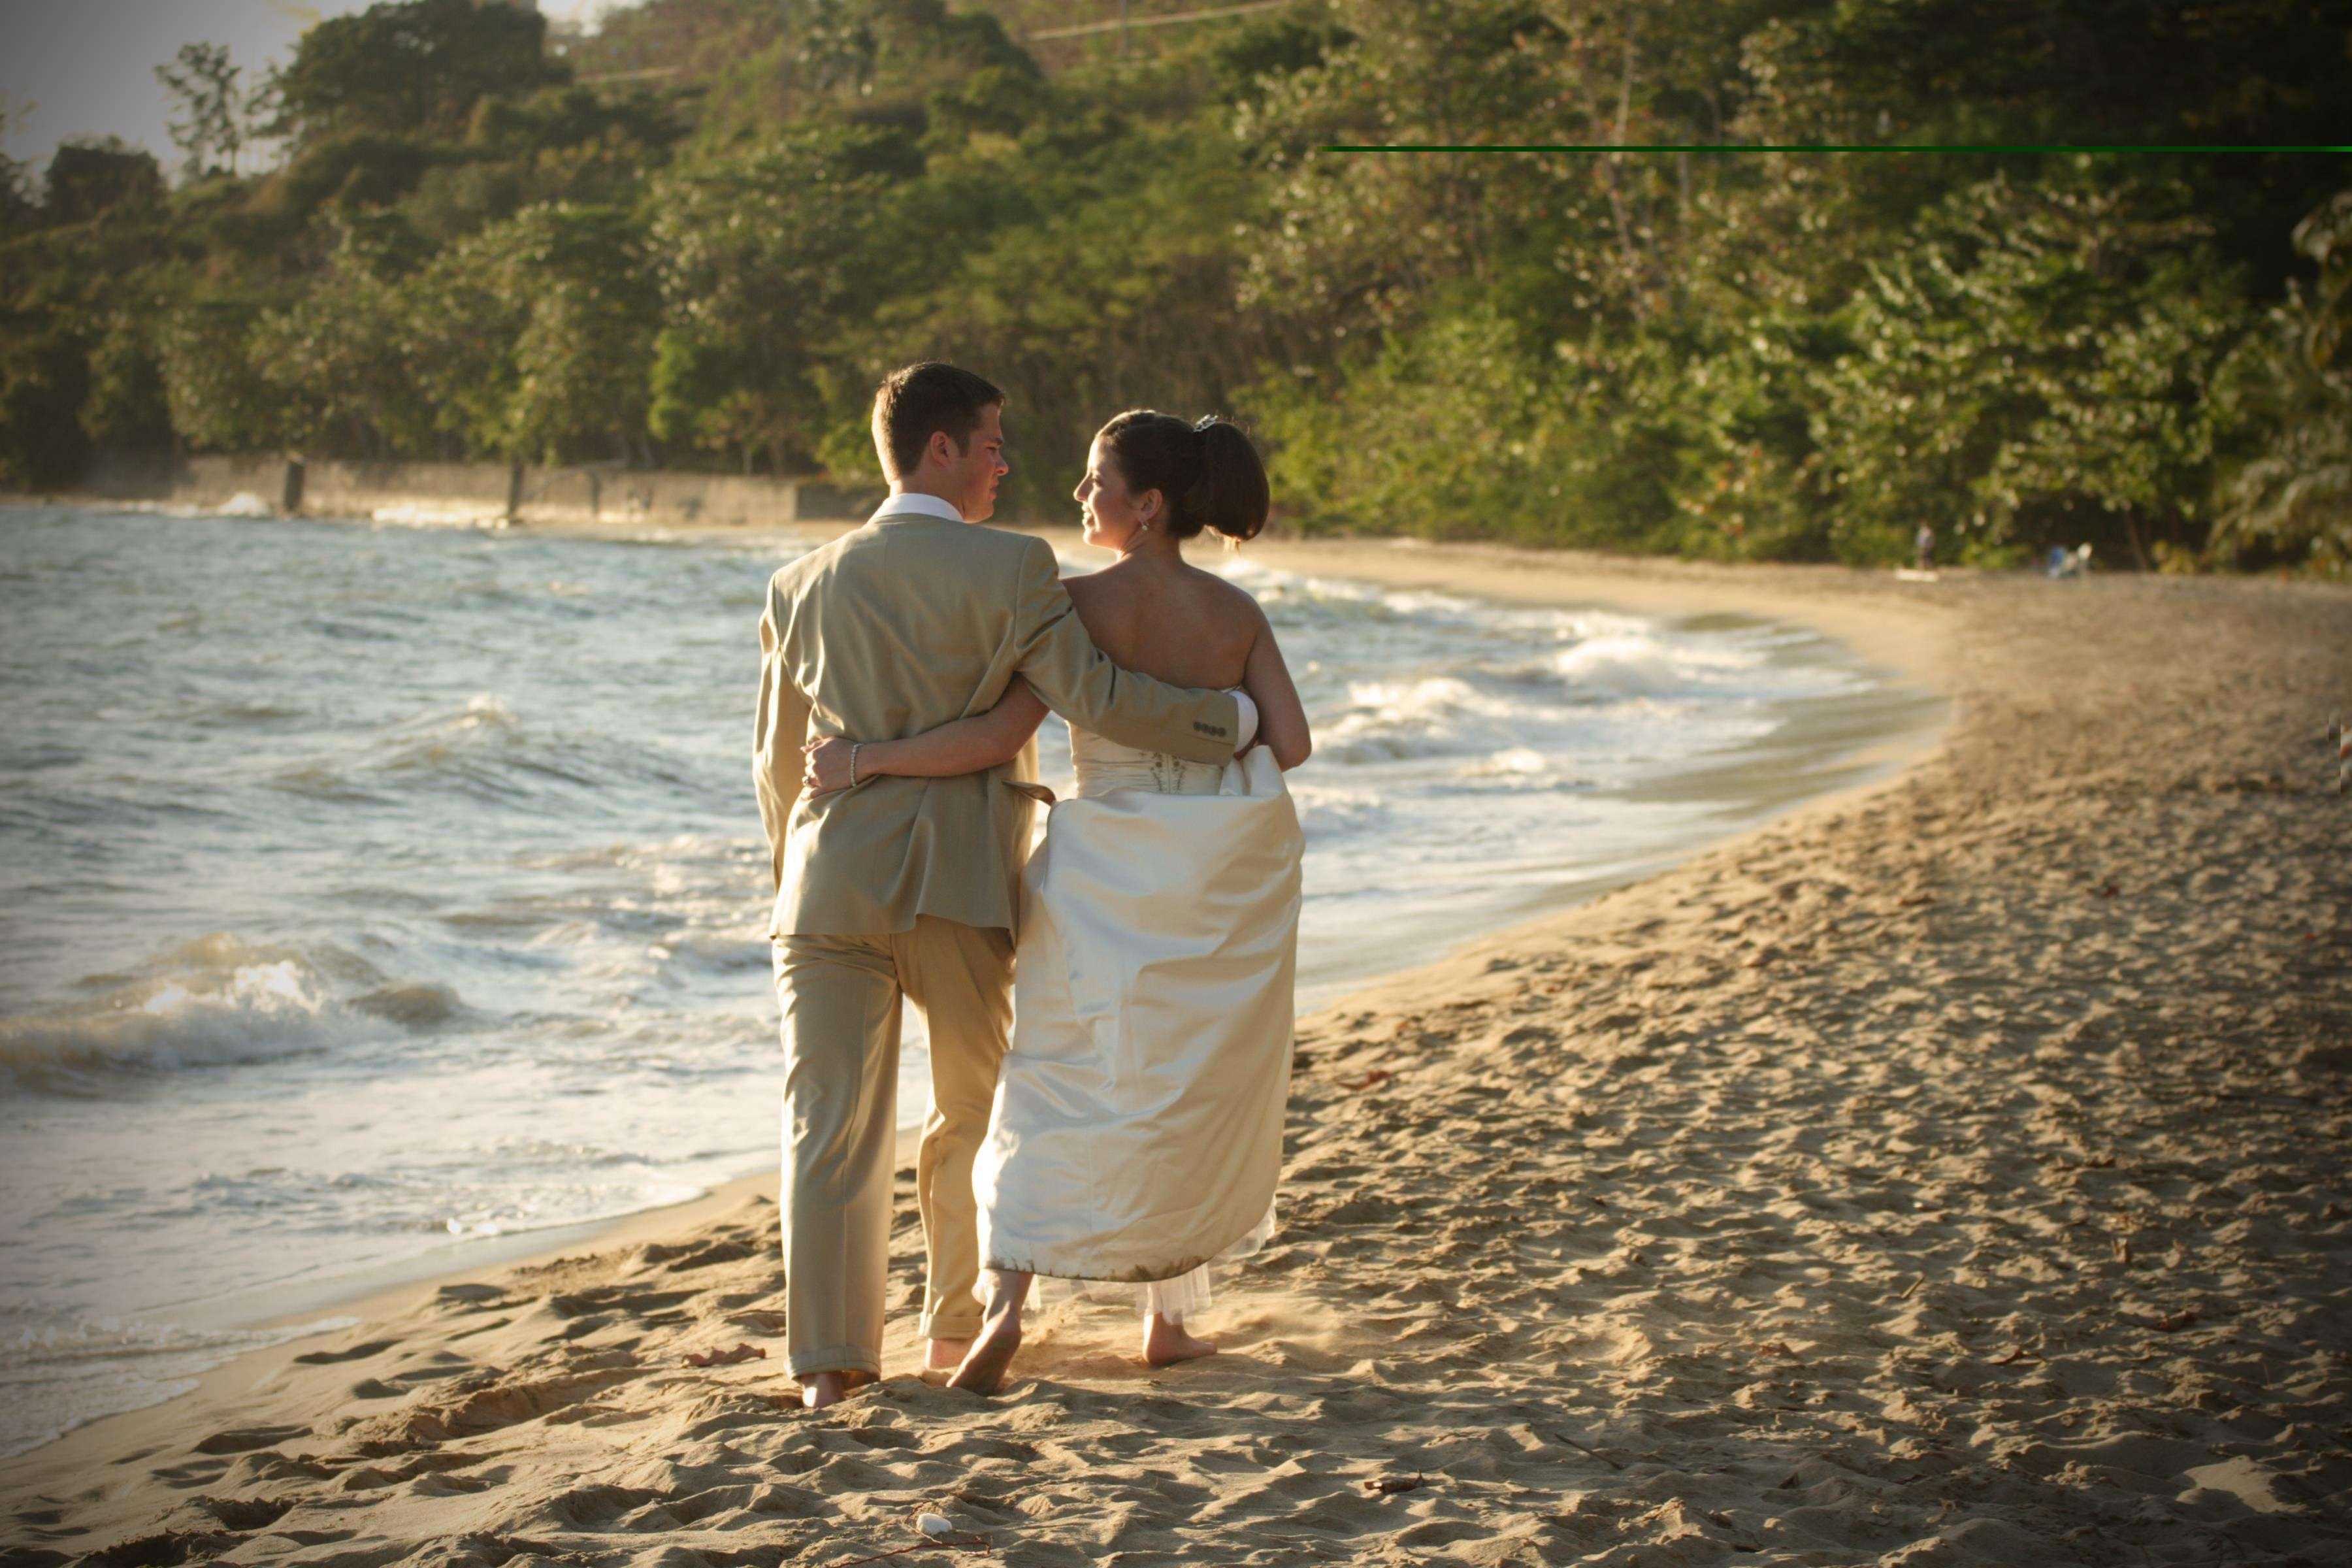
[{"xmin": 70, "ymin": 451, "xmax": 881, "ymax": 528}]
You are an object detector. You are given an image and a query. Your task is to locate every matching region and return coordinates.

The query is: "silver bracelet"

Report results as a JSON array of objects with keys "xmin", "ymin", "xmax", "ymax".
[{"xmin": 849, "ymin": 742, "xmax": 862, "ymax": 789}]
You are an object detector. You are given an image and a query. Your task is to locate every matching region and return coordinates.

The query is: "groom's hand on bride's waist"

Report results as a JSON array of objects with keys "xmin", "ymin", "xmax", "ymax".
[{"xmin": 802, "ymin": 736, "xmax": 857, "ymax": 795}]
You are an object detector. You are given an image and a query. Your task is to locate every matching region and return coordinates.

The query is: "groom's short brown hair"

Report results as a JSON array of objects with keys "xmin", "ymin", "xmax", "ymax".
[{"xmin": 872, "ymin": 362, "xmax": 1005, "ymax": 481}]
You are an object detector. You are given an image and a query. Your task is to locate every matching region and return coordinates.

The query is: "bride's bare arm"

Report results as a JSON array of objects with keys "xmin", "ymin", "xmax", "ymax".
[
  {"xmin": 1242, "ymin": 606, "xmax": 1311, "ymax": 770},
  {"xmin": 802, "ymin": 679, "xmax": 1051, "ymax": 793}
]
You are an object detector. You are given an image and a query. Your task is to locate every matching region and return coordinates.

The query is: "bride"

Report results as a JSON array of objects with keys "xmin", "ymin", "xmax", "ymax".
[{"xmin": 804, "ymin": 410, "xmax": 1311, "ymax": 1392}]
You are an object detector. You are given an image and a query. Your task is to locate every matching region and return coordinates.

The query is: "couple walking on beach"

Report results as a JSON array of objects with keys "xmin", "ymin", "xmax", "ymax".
[{"xmin": 753, "ymin": 363, "xmax": 1313, "ymax": 1407}]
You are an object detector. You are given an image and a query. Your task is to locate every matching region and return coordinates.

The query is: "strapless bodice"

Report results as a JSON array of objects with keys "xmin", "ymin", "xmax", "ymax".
[
  {"xmin": 1070, "ymin": 729, "xmax": 1225, "ymax": 798},
  {"xmin": 1068, "ymin": 694, "xmax": 1255, "ymax": 800}
]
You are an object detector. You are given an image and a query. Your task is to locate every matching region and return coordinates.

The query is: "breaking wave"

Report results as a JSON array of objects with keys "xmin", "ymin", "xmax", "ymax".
[{"xmin": 0, "ymin": 934, "xmax": 458, "ymax": 1092}]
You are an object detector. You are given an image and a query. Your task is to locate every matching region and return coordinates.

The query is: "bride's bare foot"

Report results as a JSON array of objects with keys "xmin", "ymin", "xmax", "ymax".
[
  {"xmin": 1141, "ymin": 1313, "xmax": 1217, "ymax": 1367},
  {"xmin": 947, "ymin": 1311, "xmax": 1021, "ymax": 1394},
  {"xmin": 947, "ymin": 1271, "xmax": 1032, "ymax": 1395},
  {"xmin": 924, "ymin": 1337, "xmax": 970, "ymax": 1373}
]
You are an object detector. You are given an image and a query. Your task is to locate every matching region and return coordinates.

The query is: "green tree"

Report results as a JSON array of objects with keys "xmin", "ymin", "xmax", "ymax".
[
  {"xmin": 647, "ymin": 128, "xmax": 919, "ymax": 472},
  {"xmin": 1, "ymin": 100, "xmax": 39, "ymax": 229},
  {"xmin": 1741, "ymin": 0, "xmax": 2352, "ymax": 295},
  {"xmin": 263, "ymin": 134, "xmax": 447, "ymax": 225},
  {"xmin": 881, "ymin": 128, "xmax": 1276, "ymax": 513},
  {"xmin": 266, "ymin": 0, "xmax": 565, "ymax": 147},
  {"xmin": 1254, "ymin": 304, "xmax": 1553, "ymax": 538},
  {"xmin": 250, "ymin": 219, "xmax": 437, "ymax": 455},
  {"xmin": 400, "ymin": 236, "xmax": 524, "ymax": 458},
  {"xmin": 0, "ymin": 315, "xmax": 91, "ymax": 486},
  {"xmin": 1811, "ymin": 171, "xmax": 2248, "ymax": 566},
  {"xmin": 795, "ymin": 0, "xmax": 879, "ymax": 95},
  {"xmin": 3, "ymin": 132, "xmax": 182, "ymax": 483},
  {"xmin": 504, "ymin": 204, "xmax": 656, "ymax": 463},
  {"xmin": 156, "ymin": 295, "xmax": 285, "ymax": 453},
  {"xmin": 82, "ymin": 308, "xmax": 174, "ymax": 452},
  {"xmin": 155, "ymin": 42, "xmax": 253, "ymax": 179},
  {"xmin": 407, "ymin": 202, "xmax": 655, "ymax": 463},
  {"xmin": 42, "ymin": 139, "xmax": 166, "ymax": 225},
  {"xmin": 2213, "ymin": 189, "xmax": 2352, "ymax": 578}
]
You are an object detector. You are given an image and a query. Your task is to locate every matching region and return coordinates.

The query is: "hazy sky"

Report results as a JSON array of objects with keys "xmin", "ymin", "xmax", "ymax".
[{"xmin": 1, "ymin": 0, "xmax": 617, "ymax": 176}]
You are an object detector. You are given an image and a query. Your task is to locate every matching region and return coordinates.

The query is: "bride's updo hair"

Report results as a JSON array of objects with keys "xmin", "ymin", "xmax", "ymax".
[{"xmin": 1099, "ymin": 410, "xmax": 1269, "ymax": 544}]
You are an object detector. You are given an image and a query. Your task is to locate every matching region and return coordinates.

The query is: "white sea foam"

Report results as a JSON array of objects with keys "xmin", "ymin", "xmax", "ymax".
[
  {"xmin": 0, "ymin": 936, "xmax": 452, "ymax": 1090},
  {"xmin": 370, "ymin": 502, "xmax": 508, "ymax": 529},
  {"xmin": 1556, "ymin": 633, "xmax": 1734, "ymax": 696},
  {"xmin": 1471, "ymin": 747, "xmax": 1556, "ymax": 778},
  {"xmin": 1317, "ymin": 676, "xmax": 1523, "ymax": 766}
]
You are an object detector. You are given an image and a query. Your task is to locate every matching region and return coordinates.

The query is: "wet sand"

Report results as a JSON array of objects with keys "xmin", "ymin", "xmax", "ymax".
[{"xmin": 5, "ymin": 540, "xmax": 2348, "ymax": 1567}]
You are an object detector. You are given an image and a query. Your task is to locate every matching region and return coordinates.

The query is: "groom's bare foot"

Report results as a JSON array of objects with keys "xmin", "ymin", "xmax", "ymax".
[
  {"xmin": 1141, "ymin": 1314, "xmax": 1217, "ymax": 1367},
  {"xmin": 947, "ymin": 1309, "xmax": 1022, "ymax": 1394},
  {"xmin": 798, "ymin": 1368, "xmax": 874, "ymax": 1410},
  {"xmin": 924, "ymin": 1337, "xmax": 971, "ymax": 1373}
]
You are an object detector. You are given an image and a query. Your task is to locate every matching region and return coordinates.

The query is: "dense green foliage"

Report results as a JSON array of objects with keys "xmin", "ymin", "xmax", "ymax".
[{"xmin": 4, "ymin": 0, "xmax": 2347, "ymax": 571}]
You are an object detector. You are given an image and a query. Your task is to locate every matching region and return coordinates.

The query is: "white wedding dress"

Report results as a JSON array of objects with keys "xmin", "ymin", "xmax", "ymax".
[{"xmin": 973, "ymin": 708, "xmax": 1302, "ymax": 1324}]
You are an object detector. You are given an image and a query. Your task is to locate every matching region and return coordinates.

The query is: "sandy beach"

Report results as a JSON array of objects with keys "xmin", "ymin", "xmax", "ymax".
[{"xmin": 5, "ymin": 537, "xmax": 2348, "ymax": 1567}]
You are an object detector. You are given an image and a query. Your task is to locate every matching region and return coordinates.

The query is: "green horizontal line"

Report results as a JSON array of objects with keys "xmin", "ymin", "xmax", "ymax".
[{"xmin": 1324, "ymin": 142, "xmax": 2351, "ymax": 154}]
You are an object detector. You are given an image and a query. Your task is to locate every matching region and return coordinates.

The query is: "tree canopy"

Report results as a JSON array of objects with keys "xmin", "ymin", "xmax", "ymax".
[{"xmin": 3, "ymin": 0, "xmax": 2347, "ymax": 573}]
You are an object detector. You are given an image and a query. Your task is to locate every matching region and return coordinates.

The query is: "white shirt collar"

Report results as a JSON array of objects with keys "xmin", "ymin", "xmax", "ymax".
[{"xmin": 868, "ymin": 491, "xmax": 966, "ymax": 525}]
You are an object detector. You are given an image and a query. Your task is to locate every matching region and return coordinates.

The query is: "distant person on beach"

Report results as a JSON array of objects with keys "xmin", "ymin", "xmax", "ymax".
[
  {"xmin": 753, "ymin": 364, "xmax": 1249, "ymax": 1409},
  {"xmin": 2047, "ymin": 542, "xmax": 2092, "ymax": 578},
  {"xmin": 804, "ymin": 410, "xmax": 1313, "ymax": 1395},
  {"xmin": 1914, "ymin": 522, "xmax": 1936, "ymax": 572}
]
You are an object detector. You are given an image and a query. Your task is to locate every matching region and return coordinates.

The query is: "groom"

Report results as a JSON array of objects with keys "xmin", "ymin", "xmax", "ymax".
[{"xmin": 755, "ymin": 362, "xmax": 1249, "ymax": 1407}]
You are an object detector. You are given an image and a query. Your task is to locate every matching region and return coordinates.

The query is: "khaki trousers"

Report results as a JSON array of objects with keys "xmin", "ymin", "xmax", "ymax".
[{"xmin": 772, "ymin": 916, "xmax": 1013, "ymax": 1378}]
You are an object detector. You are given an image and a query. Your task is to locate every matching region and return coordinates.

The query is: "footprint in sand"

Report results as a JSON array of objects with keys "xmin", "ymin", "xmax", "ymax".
[
  {"xmin": 188, "ymin": 1495, "xmax": 293, "ymax": 1530},
  {"xmin": 190, "ymin": 1425, "xmax": 309, "ymax": 1456},
  {"xmin": 291, "ymin": 1338, "xmax": 397, "ymax": 1365}
]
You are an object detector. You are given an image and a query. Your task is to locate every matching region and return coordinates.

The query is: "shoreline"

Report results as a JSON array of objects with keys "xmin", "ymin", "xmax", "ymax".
[
  {"xmin": 8, "ymin": 514, "xmax": 2347, "ymax": 1565},
  {"xmin": 0, "ymin": 520, "xmax": 1954, "ymax": 1471}
]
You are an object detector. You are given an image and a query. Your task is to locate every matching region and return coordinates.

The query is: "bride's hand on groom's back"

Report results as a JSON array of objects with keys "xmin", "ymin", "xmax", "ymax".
[{"xmin": 802, "ymin": 737, "xmax": 857, "ymax": 794}]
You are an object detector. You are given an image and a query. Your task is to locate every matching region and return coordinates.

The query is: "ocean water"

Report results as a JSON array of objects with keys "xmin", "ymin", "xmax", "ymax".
[{"xmin": 0, "ymin": 504, "xmax": 1937, "ymax": 1458}]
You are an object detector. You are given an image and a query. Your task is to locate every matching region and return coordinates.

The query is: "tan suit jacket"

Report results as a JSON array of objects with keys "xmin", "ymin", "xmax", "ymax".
[{"xmin": 755, "ymin": 504, "xmax": 1241, "ymax": 939}]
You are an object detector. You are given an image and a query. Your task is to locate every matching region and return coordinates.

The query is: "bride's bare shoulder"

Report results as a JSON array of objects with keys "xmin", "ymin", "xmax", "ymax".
[
  {"xmin": 1061, "ymin": 564, "xmax": 1147, "ymax": 652},
  {"xmin": 1183, "ymin": 562, "xmax": 1268, "ymax": 633},
  {"xmin": 1063, "ymin": 561, "xmax": 1151, "ymax": 610},
  {"xmin": 1192, "ymin": 561, "xmax": 1258, "ymax": 604}
]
